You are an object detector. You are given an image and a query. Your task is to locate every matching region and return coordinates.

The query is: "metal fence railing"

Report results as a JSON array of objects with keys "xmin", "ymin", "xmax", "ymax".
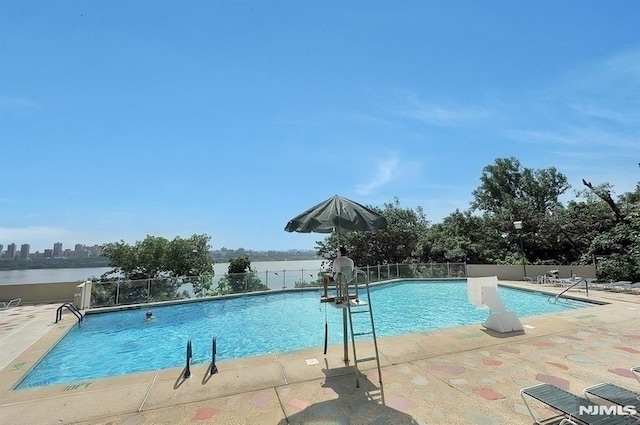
[{"xmin": 89, "ymin": 262, "xmax": 467, "ymax": 308}]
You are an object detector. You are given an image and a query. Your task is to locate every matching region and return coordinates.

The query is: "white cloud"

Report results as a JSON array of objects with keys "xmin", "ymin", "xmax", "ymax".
[
  {"xmin": 356, "ymin": 156, "xmax": 400, "ymax": 195},
  {"xmin": 568, "ymin": 102, "xmax": 639, "ymax": 127},
  {"xmin": 603, "ymin": 48, "xmax": 640, "ymax": 80},
  {"xmin": 394, "ymin": 92, "xmax": 491, "ymax": 126},
  {"xmin": 0, "ymin": 96, "xmax": 40, "ymax": 110},
  {"xmin": 506, "ymin": 126, "xmax": 640, "ymax": 151}
]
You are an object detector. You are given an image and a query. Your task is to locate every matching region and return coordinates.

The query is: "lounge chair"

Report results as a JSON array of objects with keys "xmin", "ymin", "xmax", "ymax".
[
  {"xmin": 520, "ymin": 383, "xmax": 640, "ymax": 424},
  {"xmin": 583, "ymin": 382, "xmax": 640, "ymax": 416},
  {"xmin": 593, "ymin": 281, "xmax": 632, "ymax": 291},
  {"xmin": 614, "ymin": 282, "xmax": 640, "ymax": 293},
  {"xmin": 553, "ymin": 277, "xmax": 588, "ymax": 289},
  {"xmin": 610, "ymin": 282, "xmax": 637, "ymax": 292},
  {"xmin": 0, "ymin": 298, "xmax": 21, "ymax": 309}
]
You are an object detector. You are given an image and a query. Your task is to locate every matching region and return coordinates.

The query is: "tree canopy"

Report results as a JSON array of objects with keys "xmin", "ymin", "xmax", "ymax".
[
  {"xmin": 214, "ymin": 256, "xmax": 267, "ymax": 294},
  {"xmin": 102, "ymin": 234, "xmax": 214, "ymax": 280},
  {"xmin": 315, "ymin": 157, "xmax": 639, "ymax": 282}
]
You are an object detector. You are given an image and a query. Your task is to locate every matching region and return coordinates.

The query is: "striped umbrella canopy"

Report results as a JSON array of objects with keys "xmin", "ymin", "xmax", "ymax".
[{"xmin": 284, "ymin": 195, "xmax": 387, "ymax": 238}]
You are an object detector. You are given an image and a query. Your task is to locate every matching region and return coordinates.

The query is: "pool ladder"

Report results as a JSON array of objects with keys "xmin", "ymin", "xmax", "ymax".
[
  {"xmin": 347, "ymin": 269, "xmax": 382, "ymax": 388},
  {"xmin": 55, "ymin": 302, "xmax": 83, "ymax": 324}
]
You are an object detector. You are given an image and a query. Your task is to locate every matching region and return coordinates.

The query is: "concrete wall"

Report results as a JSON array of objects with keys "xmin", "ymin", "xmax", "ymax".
[
  {"xmin": 0, "ymin": 282, "xmax": 79, "ymax": 304},
  {"xmin": 466, "ymin": 264, "xmax": 596, "ymax": 281}
]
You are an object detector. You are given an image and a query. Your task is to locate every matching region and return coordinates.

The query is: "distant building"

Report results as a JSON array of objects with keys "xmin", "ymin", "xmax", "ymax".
[
  {"xmin": 74, "ymin": 244, "xmax": 89, "ymax": 258},
  {"xmin": 44, "ymin": 249, "xmax": 53, "ymax": 258},
  {"xmin": 7, "ymin": 243, "xmax": 17, "ymax": 259},
  {"xmin": 20, "ymin": 244, "xmax": 30, "ymax": 259},
  {"xmin": 53, "ymin": 242, "xmax": 63, "ymax": 258},
  {"xmin": 0, "ymin": 244, "xmax": 3, "ymax": 256},
  {"xmin": 88, "ymin": 244, "xmax": 103, "ymax": 257}
]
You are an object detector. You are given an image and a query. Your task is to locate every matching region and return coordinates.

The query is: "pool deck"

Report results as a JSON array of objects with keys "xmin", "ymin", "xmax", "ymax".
[{"xmin": 1, "ymin": 281, "xmax": 640, "ymax": 425}]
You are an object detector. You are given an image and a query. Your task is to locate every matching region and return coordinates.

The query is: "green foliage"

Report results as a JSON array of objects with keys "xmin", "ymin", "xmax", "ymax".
[
  {"xmin": 424, "ymin": 211, "xmax": 503, "ymax": 263},
  {"xmin": 294, "ymin": 280, "xmax": 319, "ymax": 288},
  {"xmin": 213, "ymin": 256, "xmax": 267, "ymax": 295},
  {"xmin": 98, "ymin": 234, "xmax": 215, "ymax": 302},
  {"xmin": 583, "ymin": 203, "xmax": 640, "ymax": 282},
  {"xmin": 312, "ymin": 158, "xmax": 638, "ymax": 282},
  {"xmin": 102, "ymin": 234, "xmax": 214, "ymax": 280},
  {"xmin": 315, "ymin": 198, "xmax": 430, "ymax": 266},
  {"xmin": 471, "ymin": 157, "xmax": 568, "ymax": 216}
]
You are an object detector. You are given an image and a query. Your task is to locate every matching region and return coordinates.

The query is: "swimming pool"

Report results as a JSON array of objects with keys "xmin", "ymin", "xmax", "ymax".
[{"xmin": 18, "ymin": 280, "xmax": 592, "ymax": 389}]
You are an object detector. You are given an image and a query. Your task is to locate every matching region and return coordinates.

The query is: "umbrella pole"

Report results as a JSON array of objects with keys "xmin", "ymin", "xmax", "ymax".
[
  {"xmin": 323, "ymin": 303, "xmax": 328, "ymax": 355},
  {"xmin": 335, "ymin": 227, "xmax": 349, "ymax": 363},
  {"xmin": 343, "ymin": 309, "xmax": 349, "ymax": 363}
]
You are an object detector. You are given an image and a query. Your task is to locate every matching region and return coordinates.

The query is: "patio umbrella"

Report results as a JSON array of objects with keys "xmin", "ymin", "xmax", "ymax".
[
  {"xmin": 284, "ymin": 194, "xmax": 388, "ymax": 246},
  {"xmin": 284, "ymin": 194, "xmax": 387, "ymax": 359}
]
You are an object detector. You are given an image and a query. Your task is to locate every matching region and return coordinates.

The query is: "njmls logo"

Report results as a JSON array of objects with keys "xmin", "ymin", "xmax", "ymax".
[{"xmin": 578, "ymin": 405, "xmax": 638, "ymax": 416}]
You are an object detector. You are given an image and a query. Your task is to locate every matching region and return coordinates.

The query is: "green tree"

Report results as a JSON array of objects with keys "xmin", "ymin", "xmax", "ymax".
[
  {"xmin": 470, "ymin": 157, "xmax": 570, "ymax": 265},
  {"xmin": 471, "ymin": 157, "xmax": 569, "ymax": 216},
  {"xmin": 103, "ymin": 234, "xmax": 213, "ymax": 279},
  {"xmin": 315, "ymin": 198, "xmax": 430, "ymax": 266},
  {"xmin": 580, "ymin": 180, "xmax": 640, "ymax": 281},
  {"xmin": 215, "ymin": 256, "xmax": 266, "ymax": 294},
  {"xmin": 424, "ymin": 211, "xmax": 503, "ymax": 264},
  {"xmin": 101, "ymin": 234, "xmax": 215, "ymax": 301}
]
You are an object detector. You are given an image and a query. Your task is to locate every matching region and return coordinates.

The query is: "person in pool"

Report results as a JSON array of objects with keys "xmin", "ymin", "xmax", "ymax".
[{"xmin": 145, "ymin": 310, "xmax": 155, "ymax": 321}]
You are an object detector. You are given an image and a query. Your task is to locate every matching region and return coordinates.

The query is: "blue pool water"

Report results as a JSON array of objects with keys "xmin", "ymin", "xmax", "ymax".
[{"xmin": 18, "ymin": 281, "xmax": 592, "ymax": 389}]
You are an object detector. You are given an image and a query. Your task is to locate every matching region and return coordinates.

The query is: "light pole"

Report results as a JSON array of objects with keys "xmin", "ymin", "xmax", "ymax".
[{"xmin": 513, "ymin": 221, "xmax": 526, "ymax": 279}]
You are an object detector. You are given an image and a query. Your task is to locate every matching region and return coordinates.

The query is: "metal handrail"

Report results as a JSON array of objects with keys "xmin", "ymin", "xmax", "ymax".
[
  {"xmin": 56, "ymin": 302, "xmax": 83, "ymax": 324},
  {"xmin": 555, "ymin": 278, "xmax": 589, "ymax": 301}
]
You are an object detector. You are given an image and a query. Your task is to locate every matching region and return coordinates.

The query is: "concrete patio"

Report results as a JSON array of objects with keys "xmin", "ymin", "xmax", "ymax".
[{"xmin": 1, "ymin": 281, "xmax": 639, "ymax": 425}]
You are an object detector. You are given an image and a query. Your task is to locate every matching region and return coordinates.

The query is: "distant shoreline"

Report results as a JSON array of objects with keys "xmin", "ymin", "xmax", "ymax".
[{"xmin": 0, "ymin": 251, "xmax": 321, "ymax": 271}]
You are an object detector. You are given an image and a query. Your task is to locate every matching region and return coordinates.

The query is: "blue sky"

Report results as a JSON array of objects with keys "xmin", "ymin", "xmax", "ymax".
[{"xmin": 1, "ymin": 1, "xmax": 639, "ymax": 253}]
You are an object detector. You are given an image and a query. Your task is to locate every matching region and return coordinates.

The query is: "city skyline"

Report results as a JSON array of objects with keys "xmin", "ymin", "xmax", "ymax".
[
  {"xmin": 0, "ymin": 240, "xmax": 318, "ymax": 259},
  {"xmin": 0, "ymin": 241, "xmax": 103, "ymax": 259}
]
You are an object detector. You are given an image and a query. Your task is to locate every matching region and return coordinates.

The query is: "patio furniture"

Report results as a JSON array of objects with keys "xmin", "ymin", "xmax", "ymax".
[
  {"xmin": 592, "ymin": 281, "xmax": 632, "ymax": 291},
  {"xmin": 610, "ymin": 282, "xmax": 637, "ymax": 292},
  {"xmin": 583, "ymin": 382, "xmax": 640, "ymax": 417},
  {"xmin": 0, "ymin": 298, "xmax": 21, "ymax": 309},
  {"xmin": 613, "ymin": 282, "xmax": 640, "ymax": 293},
  {"xmin": 521, "ymin": 383, "xmax": 640, "ymax": 424}
]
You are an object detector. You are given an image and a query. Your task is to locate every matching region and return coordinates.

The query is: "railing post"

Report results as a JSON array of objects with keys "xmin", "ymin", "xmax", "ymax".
[
  {"xmin": 211, "ymin": 337, "xmax": 218, "ymax": 375},
  {"xmin": 116, "ymin": 281, "xmax": 121, "ymax": 306},
  {"xmin": 282, "ymin": 270, "xmax": 286, "ymax": 289},
  {"xmin": 184, "ymin": 339, "xmax": 192, "ymax": 379}
]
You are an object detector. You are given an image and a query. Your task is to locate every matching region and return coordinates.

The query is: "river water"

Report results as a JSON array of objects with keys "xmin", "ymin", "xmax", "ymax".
[{"xmin": 0, "ymin": 260, "xmax": 326, "ymax": 290}]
